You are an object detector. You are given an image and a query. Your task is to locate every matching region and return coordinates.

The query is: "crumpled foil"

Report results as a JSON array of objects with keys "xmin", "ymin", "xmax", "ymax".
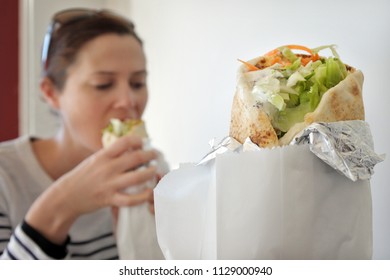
[
  {"xmin": 290, "ymin": 120, "xmax": 385, "ymax": 181},
  {"xmin": 197, "ymin": 137, "xmax": 242, "ymax": 165},
  {"xmin": 198, "ymin": 120, "xmax": 385, "ymax": 181}
]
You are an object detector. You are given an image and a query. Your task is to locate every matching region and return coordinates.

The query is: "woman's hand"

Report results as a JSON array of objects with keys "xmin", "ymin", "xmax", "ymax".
[
  {"xmin": 61, "ymin": 134, "xmax": 157, "ymax": 212},
  {"xmin": 25, "ymin": 134, "xmax": 157, "ymax": 244}
]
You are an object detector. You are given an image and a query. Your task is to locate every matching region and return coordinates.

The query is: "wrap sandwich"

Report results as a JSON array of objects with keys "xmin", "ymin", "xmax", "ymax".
[
  {"xmin": 102, "ymin": 118, "xmax": 148, "ymax": 148},
  {"xmin": 229, "ymin": 44, "xmax": 365, "ymax": 147},
  {"xmin": 101, "ymin": 118, "xmax": 165, "ymax": 259}
]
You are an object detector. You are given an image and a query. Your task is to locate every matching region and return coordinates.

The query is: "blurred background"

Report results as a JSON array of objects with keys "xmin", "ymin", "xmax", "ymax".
[{"xmin": 1, "ymin": 0, "xmax": 389, "ymax": 259}]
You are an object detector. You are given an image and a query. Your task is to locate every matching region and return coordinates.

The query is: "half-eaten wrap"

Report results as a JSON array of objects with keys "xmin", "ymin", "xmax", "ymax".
[
  {"xmin": 102, "ymin": 118, "xmax": 164, "ymax": 260},
  {"xmin": 230, "ymin": 45, "xmax": 365, "ymax": 147},
  {"xmin": 102, "ymin": 118, "xmax": 148, "ymax": 147}
]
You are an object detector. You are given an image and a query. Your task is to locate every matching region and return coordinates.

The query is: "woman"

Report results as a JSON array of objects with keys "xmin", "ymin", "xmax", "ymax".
[{"xmin": 0, "ymin": 8, "xmax": 168, "ymax": 259}]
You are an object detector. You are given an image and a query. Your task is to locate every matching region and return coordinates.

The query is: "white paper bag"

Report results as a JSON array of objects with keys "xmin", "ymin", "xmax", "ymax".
[
  {"xmin": 116, "ymin": 185, "xmax": 164, "ymax": 259},
  {"xmin": 154, "ymin": 144, "xmax": 372, "ymax": 259},
  {"xmin": 116, "ymin": 143, "xmax": 168, "ymax": 260}
]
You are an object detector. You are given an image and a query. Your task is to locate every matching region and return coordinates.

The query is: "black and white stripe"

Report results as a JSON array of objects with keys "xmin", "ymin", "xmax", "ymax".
[
  {"xmin": 1, "ymin": 225, "xmax": 63, "ymax": 260},
  {"xmin": 1, "ymin": 224, "xmax": 119, "ymax": 260},
  {"xmin": 1, "ymin": 218, "xmax": 119, "ymax": 260},
  {"xmin": 69, "ymin": 232, "xmax": 118, "ymax": 260},
  {"xmin": 0, "ymin": 212, "xmax": 12, "ymax": 258}
]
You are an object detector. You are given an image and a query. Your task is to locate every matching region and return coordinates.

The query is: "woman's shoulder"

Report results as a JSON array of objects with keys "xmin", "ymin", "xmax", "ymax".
[
  {"xmin": 0, "ymin": 136, "xmax": 50, "ymax": 221},
  {"xmin": 0, "ymin": 136, "xmax": 32, "ymax": 168},
  {"xmin": 0, "ymin": 135, "xmax": 46, "ymax": 189}
]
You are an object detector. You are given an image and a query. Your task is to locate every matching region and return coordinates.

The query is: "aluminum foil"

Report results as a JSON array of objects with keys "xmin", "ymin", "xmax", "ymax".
[
  {"xmin": 290, "ymin": 120, "xmax": 385, "ymax": 181},
  {"xmin": 197, "ymin": 136, "xmax": 242, "ymax": 165},
  {"xmin": 198, "ymin": 120, "xmax": 385, "ymax": 181}
]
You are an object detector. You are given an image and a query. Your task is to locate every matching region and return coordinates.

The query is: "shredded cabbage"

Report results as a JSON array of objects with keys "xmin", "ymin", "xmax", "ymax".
[
  {"xmin": 102, "ymin": 118, "xmax": 142, "ymax": 136},
  {"xmin": 249, "ymin": 45, "xmax": 348, "ymax": 135}
]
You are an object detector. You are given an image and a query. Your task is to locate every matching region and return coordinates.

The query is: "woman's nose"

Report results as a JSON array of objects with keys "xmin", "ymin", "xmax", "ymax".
[{"xmin": 115, "ymin": 86, "xmax": 136, "ymax": 109}]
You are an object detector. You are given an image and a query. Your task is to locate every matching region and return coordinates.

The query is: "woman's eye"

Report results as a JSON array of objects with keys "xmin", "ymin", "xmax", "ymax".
[
  {"xmin": 130, "ymin": 82, "xmax": 146, "ymax": 90},
  {"xmin": 95, "ymin": 83, "xmax": 113, "ymax": 90}
]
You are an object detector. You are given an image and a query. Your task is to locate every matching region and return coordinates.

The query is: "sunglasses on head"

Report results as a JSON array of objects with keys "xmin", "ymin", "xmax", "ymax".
[{"xmin": 41, "ymin": 8, "xmax": 134, "ymax": 71}]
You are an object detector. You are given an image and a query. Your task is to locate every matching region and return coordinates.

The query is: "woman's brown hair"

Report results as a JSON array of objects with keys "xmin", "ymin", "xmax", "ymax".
[{"xmin": 42, "ymin": 9, "xmax": 142, "ymax": 90}]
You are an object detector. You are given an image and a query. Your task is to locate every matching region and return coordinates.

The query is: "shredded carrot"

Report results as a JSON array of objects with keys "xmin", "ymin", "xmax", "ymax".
[
  {"xmin": 264, "ymin": 44, "xmax": 320, "ymax": 66},
  {"xmin": 264, "ymin": 49, "xmax": 280, "ymax": 57},
  {"xmin": 285, "ymin": 45, "xmax": 315, "ymax": 56},
  {"xmin": 238, "ymin": 45, "xmax": 321, "ymax": 70},
  {"xmin": 269, "ymin": 56, "xmax": 282, "ymax": 65},
  {"xmin": 237, "ymin": 59, "xmax": 259, "ymax": 71},
  {"xmin": 301, "ymin": 57, "xmax": 312, "ymax": 66}
]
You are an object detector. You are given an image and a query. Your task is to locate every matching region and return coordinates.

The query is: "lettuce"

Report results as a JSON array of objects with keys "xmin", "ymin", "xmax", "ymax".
[
  {"xmin": 102, "ymin": 118, "xmax": 142, "ymax": 136},
  {"xmin": 251, "ymin": 45, "xmax": 348, "ymax": 134}
]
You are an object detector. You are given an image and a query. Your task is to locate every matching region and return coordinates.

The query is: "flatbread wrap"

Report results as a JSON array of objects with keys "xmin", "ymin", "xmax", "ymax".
[
  {"xmin": 229, "ymin": 45, "xmax": 365, "ymax": 147},
  {"xmin": 102, "ymin": 118, "xmax": 148, "ymax": 147},
  {"xmin": 101, "ymin": 119, "xmax": 165, "ymax": 259}
]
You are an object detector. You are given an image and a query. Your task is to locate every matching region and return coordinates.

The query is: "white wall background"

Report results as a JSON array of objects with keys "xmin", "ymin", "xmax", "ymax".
[
  {"xmin": 129, "ymin": 0, "xmax": 390, "ymax": 260},
  {"xmin": 22, "ymin": 0, "xmax": 389, "ymax": 259}
]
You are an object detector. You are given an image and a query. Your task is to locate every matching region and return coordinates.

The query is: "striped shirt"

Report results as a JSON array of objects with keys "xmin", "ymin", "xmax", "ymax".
[{"xmin": 0, "ymin": 136, "xmax": 167, "ymax": 260}]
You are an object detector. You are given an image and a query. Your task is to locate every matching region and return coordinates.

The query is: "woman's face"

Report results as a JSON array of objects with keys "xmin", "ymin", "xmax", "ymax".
[{"xmin": 55, "ymin": 33, "xmax": 147, "ymax": 152}]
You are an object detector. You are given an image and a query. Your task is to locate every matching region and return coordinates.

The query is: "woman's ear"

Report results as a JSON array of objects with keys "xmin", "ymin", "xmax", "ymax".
[{"xmin": 40, "ymin": 77, "xmax": 61, "ymax": 109}]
